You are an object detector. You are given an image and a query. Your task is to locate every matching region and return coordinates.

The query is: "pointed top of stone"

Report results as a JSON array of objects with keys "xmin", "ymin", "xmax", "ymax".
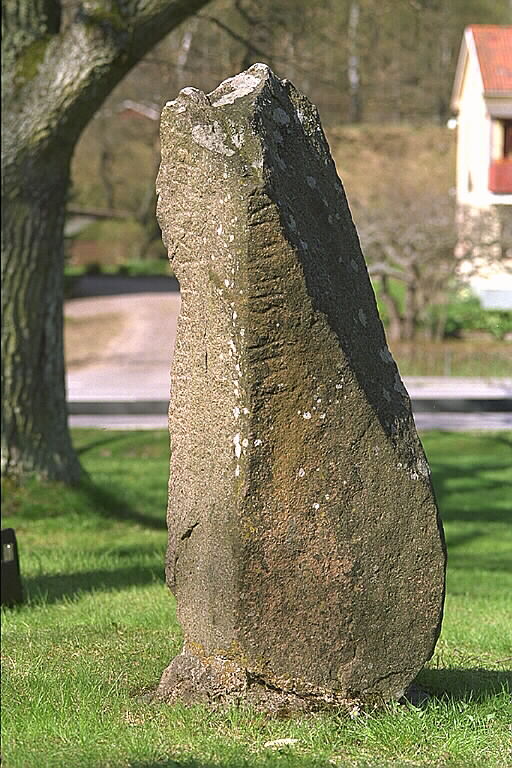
[{"xmin": 210, "ymin": 63, "xmax": 272, "ymax": 106}]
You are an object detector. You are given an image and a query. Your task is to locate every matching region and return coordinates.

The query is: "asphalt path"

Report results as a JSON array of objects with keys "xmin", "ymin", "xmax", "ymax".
[
  {"xmin": 68, "ymin": 412, "xmax": 512, "ymax": 431},
  {"xmin": 65, "ymin": 292, "xmax": 512, "ymax": 431}
]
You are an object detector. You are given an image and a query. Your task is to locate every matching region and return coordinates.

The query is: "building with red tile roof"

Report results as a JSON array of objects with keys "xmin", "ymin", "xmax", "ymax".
[{"xmin": 451, "ymin": 26, "xmax": 512, "ymax": 309}]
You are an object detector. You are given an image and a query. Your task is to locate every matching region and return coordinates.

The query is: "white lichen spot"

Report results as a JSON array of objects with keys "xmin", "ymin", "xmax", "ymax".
[
  {"xmin": 242, "ymin": 407, "xmax": 250, "ymax": 415},
  {"xmin": 241, "ymin": 438, "xmax": 249, "ymax": 448},
  {"xmin": 212, "ymin": 72, "xmax": 262, "ymax": 106},
  {"xmin": 233, "ymin": 433, "xmax": 242, "ymax": 459},
  {"xmin": 224, "ymin": 279, "xmax": 230, "ymax": 287},
  {"xmin": 298, "ymin": 468, "xmax": 306, "ymax": 477},
  {"xmin": 319, "ymin": 413, "xmax": 326, "ymax": 420},
  {"xmin": 235, "ymin": 465, "xmax": 240, "ymax": 477},
  {"xmin": 417, "ymin": 457, "xmax": 431, "ymax": 477},
  {"xmin": 358, "ymin": 308, "xmax": 367, "ymax": 327},
  {"xmin": 303, "ymin": 411, "xmax": 312, "ymax": 420},
  {"xmin": 240, "ymin": 328, "xmax": 245, "ymax": 337},
  {"xmin": 229, "ymin": 234, "xmax": 235, "ymax": 242},
  {"xmin": 306, "ymin": 176, "xmax": 317, "ymax": 189},
  {"xmin": 335, "ymin": 383, "xmax": 343, "ymax": 390},
  {"xmin": 254, "ymin": 439, "xmax": 263, "ymax": 447},
  {"xmin": 325, "ymin": 494, "xmax": 330, "ymax": 501},
  {"xmin": 232, "ymin": 311, "xmax": 237, "ymax": 321},
  {"xmin": 233, "ymin": 406, "xmax": 240, "ymax": 419},
  {"xmin": 312, "ymin": 503, "xmax": 320, "ymax": 510},
  {"xmin": 232, "ymin": 131, "xmax": 244, "ymax": 148},
  {"xmin": 273, "ymin": 107, "xmax": 290, "ymax": 126},
  {"xmin": 191, "ymin": 122, "xmax": 235, "ymax": 156},
  {"xmin": 316, "ymin": 398, "xmax": 322, "ymax": 404},
  {"xmin": 217, "ymin": 224, "xmax": 223, "ymax": 235},
  {"xmin": 410, "ymin": 471, "xmax": 419, "ymax": 481}
]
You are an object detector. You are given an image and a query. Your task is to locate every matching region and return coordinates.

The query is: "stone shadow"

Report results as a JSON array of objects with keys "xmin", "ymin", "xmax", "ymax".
[{"xmin": 418, "ymin": 667, "xmax": 511, "ymax": 701}]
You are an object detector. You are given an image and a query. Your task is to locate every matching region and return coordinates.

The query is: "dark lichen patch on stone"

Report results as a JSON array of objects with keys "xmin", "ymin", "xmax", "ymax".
[{"xmin": 156, "ymin": 64, "xmax": 446, "ymax": 711}]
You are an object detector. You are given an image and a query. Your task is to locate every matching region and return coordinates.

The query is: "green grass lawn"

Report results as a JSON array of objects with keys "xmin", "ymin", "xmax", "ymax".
[{"xmin": 2, "ymin": 430, "xmax": 511, "ymax": 768}]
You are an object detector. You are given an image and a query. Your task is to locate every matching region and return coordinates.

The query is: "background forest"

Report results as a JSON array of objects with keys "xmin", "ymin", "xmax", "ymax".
[{"xmin": 69, "ymin": 0, "xmax": 512, "ymax": 345}]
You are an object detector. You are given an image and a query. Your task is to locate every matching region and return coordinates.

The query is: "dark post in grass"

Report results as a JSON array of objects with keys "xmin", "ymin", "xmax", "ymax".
[{"xmin": 155, "ymin": 65, "xmax": 446, "ymax": 712}]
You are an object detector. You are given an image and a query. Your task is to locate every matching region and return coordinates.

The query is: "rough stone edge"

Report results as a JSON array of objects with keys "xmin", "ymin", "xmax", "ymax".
[{"xmin": 152, "ymin": 649, "xmax": 399, "ymax": 715}]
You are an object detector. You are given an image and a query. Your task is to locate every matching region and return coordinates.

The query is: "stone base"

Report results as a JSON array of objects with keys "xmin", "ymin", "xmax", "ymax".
[{"xmin": 155, "ymin": 649, "xmax": 389, "ymax": 715}]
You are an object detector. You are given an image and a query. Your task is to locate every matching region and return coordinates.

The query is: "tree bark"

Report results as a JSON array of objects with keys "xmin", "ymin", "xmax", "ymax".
[
  {"xmin": 403, "ymin": 281, "xmax": 417, "ymax": 341},
  {"xmin": 1, "ymin": 0, "xmax": 212, "ymax": 483},
  {"xmin": 2, "ymin": 147, "xmax": 81, "ymax": 481}
]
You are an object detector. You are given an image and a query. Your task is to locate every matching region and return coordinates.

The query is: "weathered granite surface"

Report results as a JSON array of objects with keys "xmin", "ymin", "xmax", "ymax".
[{"xmin": 155, "ymin": 64, "xmax": 446, "ymax": 711}]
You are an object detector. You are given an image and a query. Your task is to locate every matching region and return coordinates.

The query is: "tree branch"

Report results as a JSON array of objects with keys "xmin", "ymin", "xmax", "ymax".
[{"xmin": 3, "ymin": 0, "xmax": 212, "ymax": 162}]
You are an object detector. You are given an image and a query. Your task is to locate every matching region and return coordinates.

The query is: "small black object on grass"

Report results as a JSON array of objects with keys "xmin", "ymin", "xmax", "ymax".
[{"xmin": 1, "ymin": 528, "xmax": 23, "ymax": 607}]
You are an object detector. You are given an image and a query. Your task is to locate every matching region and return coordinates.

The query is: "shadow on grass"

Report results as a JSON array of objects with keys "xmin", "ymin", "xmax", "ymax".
[
  {"xmin": 75, "ymin": 433, "xmax": 132, "ymax": 457},
  {"xmin": 418, "ymin": 666, "xmax": 511, "ymax": 700},
  {"xmin": 80, "ymin": 479, "xmax": 166, "ymax": 531},
  {"xmin": 23, "ymin": 560, "xmax": 165, "ymax": 605},
  {"xmin": 427, "ymin": 432, "xmax": 512, "ymax": 526}
]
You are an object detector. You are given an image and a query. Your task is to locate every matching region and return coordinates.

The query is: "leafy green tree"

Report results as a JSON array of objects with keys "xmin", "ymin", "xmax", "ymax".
[{"xmin": 2, "ymin": 0, "xmax": 212, "ymax": 483}]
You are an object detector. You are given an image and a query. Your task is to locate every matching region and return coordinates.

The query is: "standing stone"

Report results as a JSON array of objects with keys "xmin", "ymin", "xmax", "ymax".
[{"xmin": 156, "ymin": 64, "xmax": 446, "ymax": 711}]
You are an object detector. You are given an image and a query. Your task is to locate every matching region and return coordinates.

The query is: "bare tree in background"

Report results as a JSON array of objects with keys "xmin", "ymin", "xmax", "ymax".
[{"xmin": 359, "ymin": 196, "xmax": 512, "ymax": 342}]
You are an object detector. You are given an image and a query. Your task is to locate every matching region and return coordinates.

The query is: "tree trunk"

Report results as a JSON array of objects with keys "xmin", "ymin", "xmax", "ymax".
[
  {"xmin": 2, "ymin": 146, "xmax": 81, "ymax": 482},
  {"xmin": 347, "ymin": 0, "xmax": 362, "ymax": 123},
  {"xmin": 379, "ymin": 276, "xmax": 403, "ymax": 342},
  {"xmin": 403, "ymin": 282, "xmax": 417, "ymax": 341},
  {"xmin": 1, "ymin": 0, "xmax": 212, "ymax": 484}
]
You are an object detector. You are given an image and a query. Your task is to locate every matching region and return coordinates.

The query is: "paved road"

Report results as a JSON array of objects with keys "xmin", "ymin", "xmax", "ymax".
[
  {"xmin": 65, "ymin": 293, "xmax": 512, "ymax": 431},
  {"xmin": 68, "ymin": 412, "xmax": 512, "ymax": 431}
]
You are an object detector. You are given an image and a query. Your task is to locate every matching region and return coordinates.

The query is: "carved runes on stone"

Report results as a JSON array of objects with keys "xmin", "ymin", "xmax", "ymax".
[{"xmin": 156, "ymin": 64, "xmax": 446, "ymax": 711}]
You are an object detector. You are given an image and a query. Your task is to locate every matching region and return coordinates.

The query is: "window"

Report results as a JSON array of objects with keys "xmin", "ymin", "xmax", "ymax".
[{"xmin": 504, "ymin": 120, "xmax": 512, "ymax": 158}]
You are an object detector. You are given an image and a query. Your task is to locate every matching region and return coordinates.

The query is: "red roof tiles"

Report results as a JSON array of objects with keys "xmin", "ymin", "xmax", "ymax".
[{"xmin": 470, "ymin": 25, "xmax": 512, "ymax": 94}]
